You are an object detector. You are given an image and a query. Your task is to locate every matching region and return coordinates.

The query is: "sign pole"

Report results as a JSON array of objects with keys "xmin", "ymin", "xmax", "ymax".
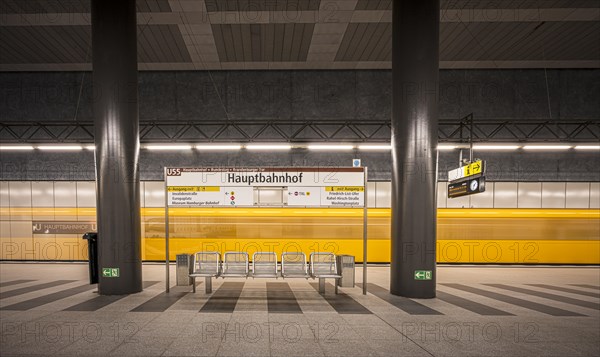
[
  {"xmin": 164, "ymin": 167, "xmax": 170, "ymax": 293},
  {"xmin": 363, "ymin": 167, "xmax": 368, "ymax": 295}
]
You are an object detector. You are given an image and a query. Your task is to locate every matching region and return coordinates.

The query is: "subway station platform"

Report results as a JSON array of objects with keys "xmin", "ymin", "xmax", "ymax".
[{"xmin": 1, "ymin": 264, "xmax": 598, "ymax": 357}]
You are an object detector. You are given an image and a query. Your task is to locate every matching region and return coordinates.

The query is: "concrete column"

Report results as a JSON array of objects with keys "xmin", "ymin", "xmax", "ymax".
[
  {"xmin": 390, "ymin": 0, "xmax": 439, "ymax": 298},
  {"xmin": 92, "ymin": 0, "xmax": 142, "ymax": 295}
]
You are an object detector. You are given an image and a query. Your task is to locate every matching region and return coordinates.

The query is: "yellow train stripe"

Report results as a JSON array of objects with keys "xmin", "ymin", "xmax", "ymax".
[{"xmin": 2, "ymin": 207, "xmax": 598, "ymax": 219}]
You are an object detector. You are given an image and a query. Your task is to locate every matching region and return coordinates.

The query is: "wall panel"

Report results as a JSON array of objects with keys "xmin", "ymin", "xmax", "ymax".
[
  {"xmin": 494, "ymin": 182, "xmax": 518, "ymax": 208},
  {"xmin": 366, "ymin": 181, "xmax": 376, "ymax": 208},
  {"xmin": 591, "ymin": 182, "xmax": 600, "ymax": 209},
  {"xmin": 31, "ymin": 182, "xmax": 54, "ymax": 207},
  {"xmin": 470, "ymin": 182, "xmax": 494, "ymax": 208},
  {"xmin": 375, "ymin": 182, "xmax": 391, "ymax": 208},
  {"xmin": 566, "ymin": 182, "xmax": 590, "ymax": 208},
  {"xmin": 518, "ymin": 182, "xmax": 542, "ymax": 208},
  {"xmin": 437, "ymin": 182, "xmax": 447, "ymax": 208},
  {"xmin": 76, "ymin": 181, "xmax": 96, "ymax": 207},
  {"xmin": 9, "ymin": 182, "xmax": 31, "ymax": 220},
  {"xmin": 144, "ymin": 181, "xmax": 165, "ymax": 207},
  {"xmin": 0, "ymin": 181, "xmax": 8, "ymax": 207},
  {"xmin": 542, "ymin": 182, "xmax": 566, "ymax": 208},
  {"xmin": 54, "ymin": 182, "xmax": 77, "ymax": 220}
]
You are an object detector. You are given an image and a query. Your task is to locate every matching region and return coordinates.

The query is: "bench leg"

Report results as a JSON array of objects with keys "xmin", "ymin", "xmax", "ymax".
[
  {"xmin": 205, "ymin": 277, "xmax": 212, "ymax": 294},
  {"xmin": 192, "ymin": 277, "xmax": 196, "ymax": 293},
  {"xmin": 319, "ymin": 278, "xmax": 325, "ymax": 294},
  {"xmin": 335, "ymin": 279, "xmax": 339, "ymax": 295}
]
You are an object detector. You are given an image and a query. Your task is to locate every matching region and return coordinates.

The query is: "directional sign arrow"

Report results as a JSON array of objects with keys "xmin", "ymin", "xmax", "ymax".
[{"xmin": 473, "ymin": 163, "xmax": 480, "ymax": 170}]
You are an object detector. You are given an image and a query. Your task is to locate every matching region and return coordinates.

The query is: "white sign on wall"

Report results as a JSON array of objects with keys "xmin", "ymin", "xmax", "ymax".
[
  {"xmin": 287, "ymin": 187, "xmax": 321, "ymax": 206},
  {"xmin": 320, "ymin": 186, "xmax": 364, "ymax": 206},
  {"xmin": 168, "ymin": 186, "xmax": 253, "ymax": 206}
]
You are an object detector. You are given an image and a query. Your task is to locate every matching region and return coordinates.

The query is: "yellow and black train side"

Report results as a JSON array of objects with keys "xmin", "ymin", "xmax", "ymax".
[{"xmin": 3, "ymin": 207, "xmax": 597, "ymax": 264}]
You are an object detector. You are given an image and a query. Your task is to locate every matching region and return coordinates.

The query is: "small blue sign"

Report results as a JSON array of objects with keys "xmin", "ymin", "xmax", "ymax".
[{"xmin": 352, "ymin": 159, "xmax": 361, "ymax": 167}]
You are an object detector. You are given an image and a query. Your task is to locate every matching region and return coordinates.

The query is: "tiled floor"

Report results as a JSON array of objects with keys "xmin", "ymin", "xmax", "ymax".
[{"xmin": 0, "ymin": 263, "xmax": 598, "ymax": 356}]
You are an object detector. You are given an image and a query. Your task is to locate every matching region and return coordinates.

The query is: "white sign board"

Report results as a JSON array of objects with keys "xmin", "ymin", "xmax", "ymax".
[
  {"xmin": 287, "ymin": 187, "xmax": 321, "ymax": 206},
  {"xmin": 168, "ymin": 186, "xmax": 253, "ymax": 206},
  {"xmin": 165, "ymin": 167, "xmax": 365, "ymax": 207},
  {"xmin": 286, "ymin": 186, "xmax": 365, "ymax": 207}
]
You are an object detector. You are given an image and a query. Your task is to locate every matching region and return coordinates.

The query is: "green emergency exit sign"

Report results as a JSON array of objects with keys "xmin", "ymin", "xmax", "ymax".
[
  {"xmin": 414, "ymin": 270, "xmax": 432, "ymax": 280},
  {"xmin": 102, "ymin": 268, "xmax": 120, "ymax": 278}
]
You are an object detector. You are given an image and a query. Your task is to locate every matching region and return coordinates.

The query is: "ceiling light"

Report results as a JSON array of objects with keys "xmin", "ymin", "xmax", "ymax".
[
  {"xmin": 473, "ymin": 144, "xmax": 520, "ymax": 150},
  {"xmin": 358, "ymin": 145, "xmax": 391, "ymax": 150},
  {"xmin": 307, "ymin": 144, "xmax": 354, "ymax": 150},
  {"xmin": 245, "ymin": 144, "xmax": 292, "ymax": 150},
  {"xmin": 523, "ymin": 145, "xmax": 572, "ymax": 150},
  {"xmin": 574, "ymin": 145, "xmax": 600, "ymax": 150},
  {"xmin": 85, "ymin": 145, "xmax": 95, "ymax": 150},
  {"xmin": 195, "ymin": 144, "xmax": 242, "ymax": 150},
  {"xmin": 37, "ymin": 145, "xmax": 83, "ymax": 151},
  {"xmin": 145, "ymin": 145, "xmax": 193, "ymax": 150},
  {"xmin": 437, "ymin": 145, "xmax": 457, "ymax": 150},
  {"xmin": 0, "ymin": 145, "xmax": 35, "ymax": 150}
]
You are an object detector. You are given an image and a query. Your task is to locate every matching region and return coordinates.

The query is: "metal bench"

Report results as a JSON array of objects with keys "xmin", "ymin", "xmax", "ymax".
[
  {"xmin": 221, "ymin": 252, "xmax": 249, "ymax": 278},
  {"xmin": 189, "ymin": 251, "xmax": 343, "ymax": 295},
  {"xmin": 251, "ymin": 252, "xmax": 279, "ymax": 278},
  {"xmin": 281, "ymin": 252, "xmax": 310, "ymax": 278},
  {"xmin": 310, "ymin": 252, "xmax": 342, "ymax": 294},
  {"xmin": 190, "ymin": 251, "xmax": 221, "ymax": 293}
]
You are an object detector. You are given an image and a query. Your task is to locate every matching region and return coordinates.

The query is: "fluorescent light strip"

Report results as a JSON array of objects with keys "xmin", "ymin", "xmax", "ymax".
[
  {"xmin": 358, "ymin": 145, "xmax": 391, "ymax": 150},
  {"xmin": 195, "ymin": 144, "xmax": 242, "ymax": 150},
  {"xmin": 473, "ymin": 145, "xmax": 520, "ymax": 150},
  {"xmin": 0, "ymin": 145, "xmax": 35, "ymax": 150},
  {"xmin": 307, "ymin": 144, "xmax": 354, "ymax": 150},
  {"xmin": 438, "ymin": 145, "xmax": 457, "ymax": 150},
  {"xmin": 85, "ymin": 145, "xmax": 95, "ymax": 150},
  {"xmin": 523, "ymin": 145, "xmax": 572, "ymax": 150},
  {"xmin": 37, "ymin": 145, "xmax": 83, "ymax": 151},
  {"xmin": 575, "ymin": 145, "xmax": 600, "ymax": 150},
  {"xmin": 145, "ymin": 145, "xmax": 193, "ymax": 150},
  {"xmin": 245, "ymin": 144, "xmax": 292, "ymax": 150}
]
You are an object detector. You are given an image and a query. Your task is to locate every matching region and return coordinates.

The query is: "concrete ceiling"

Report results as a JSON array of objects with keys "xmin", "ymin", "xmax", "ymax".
[{"xmin": 0, "ymin": 0, "xmax": 599, "ymax": 71}]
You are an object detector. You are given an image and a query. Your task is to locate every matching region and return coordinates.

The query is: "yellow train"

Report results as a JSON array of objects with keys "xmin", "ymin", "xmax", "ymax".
[
  {"xmin": 1, "ymin": 208, "xmax": 598, "ymax": 264},
  {"xmin": 146, "ymin": 208, "xmax": 599, "ymax": 264}
]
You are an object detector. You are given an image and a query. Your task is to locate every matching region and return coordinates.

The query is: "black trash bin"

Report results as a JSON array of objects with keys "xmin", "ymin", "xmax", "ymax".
[{"xmin": 82, "ymin": 232, "xmax": 98, "ymax": 284}]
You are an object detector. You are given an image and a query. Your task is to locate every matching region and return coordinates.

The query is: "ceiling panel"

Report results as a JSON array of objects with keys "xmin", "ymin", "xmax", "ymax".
[
  {"xmin": 0, "ymin": 24, "xmax": 189, "ymax": 64},
  {"xmin": 212, "ymin": 23, "xmax": 315, "ymax": 62},
  {"xmin": 336, "ymin": 21, "xmax": 600, "ymax": 62},
  {"xmin": 336, "ymin": 23, "xmax": 391, "ymax": 61},
  {"xmin": 0, "ymin": 0, "xmax": 598, "ymax": 70},
  {"xmin": 204, "ymin": 0, "xmax": 321, "ymax": 12},
  {"xmin": 0, "ymin": 0, "xmax": 172, "ymax": 13},
  {"xmin": 0, "ymin": 26, "xmax": 89, "ymax": 63},
  {"xmin": 442, "ymin": 21, "xmax": 600, "ymax": 61},
  {"xmin": 356, "ymin": 0, "xmax": 600, "ymax": 10}
]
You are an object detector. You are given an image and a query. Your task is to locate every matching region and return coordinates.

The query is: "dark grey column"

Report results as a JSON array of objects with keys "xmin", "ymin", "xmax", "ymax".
[
  {"xmin": 92, "ymin": 0, "xmax": 142, "ymax": 295},
  {"xmin": 390, "ymin": 0, "xmax": 439, "ymax": 298}
]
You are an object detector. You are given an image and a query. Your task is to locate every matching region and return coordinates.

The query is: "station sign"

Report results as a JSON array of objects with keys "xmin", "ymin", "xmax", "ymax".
[
  {"xmin": 32, "ymin": 221, "xmax": 96, "ymax": 234},
  {"xmin": 165, "ymin": 167, "xmax": 365, "ymax": 207},
  {"xmin": 447, "ymin": 160, "xmax": 484, "ymax": 182},
  {"xmin": 448, "ymin": 176, "xmax": 486, "ymax": 198}
]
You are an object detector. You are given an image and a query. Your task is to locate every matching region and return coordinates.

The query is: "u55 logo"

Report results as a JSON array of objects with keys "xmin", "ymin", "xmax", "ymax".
[{"xmin": 167, "ymin": 168, "xmax": 181, "ymax": 176}]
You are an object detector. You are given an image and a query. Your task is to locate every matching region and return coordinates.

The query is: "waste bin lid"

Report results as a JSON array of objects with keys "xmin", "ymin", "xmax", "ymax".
[{"xmin": 82, "ymin": 232, "xmax": 97, "ymax": 240}]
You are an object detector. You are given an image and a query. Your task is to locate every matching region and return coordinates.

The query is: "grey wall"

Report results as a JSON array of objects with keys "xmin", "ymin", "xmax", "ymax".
[
  {"xmin": 1, "ymin": 69, "xmax": 599, "ymax": 122},
  {"xmin": 0, "ymin": 149, "xmax": 598, "ymax": 181},
  {"xmin": 1, "ymin": 69, "xmax": 599, "ymax": 181}
]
